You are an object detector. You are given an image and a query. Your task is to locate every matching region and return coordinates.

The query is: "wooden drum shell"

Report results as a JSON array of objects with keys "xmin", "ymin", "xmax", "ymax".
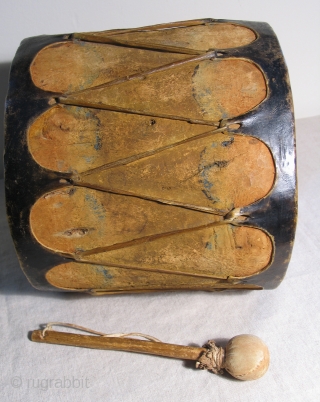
[{"xmin": 5, "ymin": 19, "xmax": 297, "ymax": 294}]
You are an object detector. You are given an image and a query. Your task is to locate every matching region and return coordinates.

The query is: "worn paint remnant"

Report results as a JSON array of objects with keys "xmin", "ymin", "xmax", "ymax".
[{"xmin": 221, "ymin": 137, "xmax": 234, "ymax": 147}]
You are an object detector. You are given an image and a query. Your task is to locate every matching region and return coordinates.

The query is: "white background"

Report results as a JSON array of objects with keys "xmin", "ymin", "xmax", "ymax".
[{"xmin": 1, "ymin": 0, "xmax": 320, "ymax": 178}]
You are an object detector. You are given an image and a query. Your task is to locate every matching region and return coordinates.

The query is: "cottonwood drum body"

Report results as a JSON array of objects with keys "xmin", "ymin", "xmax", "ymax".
[{"xmin": 5, "ymin": 19, "xmax": 297, "ymax": 293}]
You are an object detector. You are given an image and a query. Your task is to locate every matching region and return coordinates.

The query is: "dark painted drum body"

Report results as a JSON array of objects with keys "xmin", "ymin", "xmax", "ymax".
[{"xmin": 5, "ymin": 19, "xmax": 297, "ymax": 294}]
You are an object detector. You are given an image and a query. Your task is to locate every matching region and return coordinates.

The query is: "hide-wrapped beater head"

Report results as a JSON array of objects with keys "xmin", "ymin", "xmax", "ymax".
[{"xmin": 196, "ymin": 334, "xmax": 270, "ymax": 380}]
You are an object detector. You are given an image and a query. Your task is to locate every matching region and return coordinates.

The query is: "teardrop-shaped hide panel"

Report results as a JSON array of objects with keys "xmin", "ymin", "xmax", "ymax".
[
  {"xmin": 46, "ymin": 262, "xmax": 222, "ymax": 291},
  {"xmin": 30, "ymin": 41, "xmax": 186, "ymax": 93},
  {"xmin": 83, "ymin": 22, "xmax": 256, "ymax": 52},
  {"xmin": 65, "ymin": 59, "xmax": 266, "ymax": 122},
  {"xmin": 81, "ymin": 133, "xmax": 275, "ymax": 214},
  {"xmin": 27, "ymin": 104, "xmax": 213, "ymax": 174},
  {"xmin": 30, "ymin": 186, "xmax": 221, "ymax": 255},
  {"xmin": 80, "ymin": 225, "xmax": 273, "ymax": 279}
]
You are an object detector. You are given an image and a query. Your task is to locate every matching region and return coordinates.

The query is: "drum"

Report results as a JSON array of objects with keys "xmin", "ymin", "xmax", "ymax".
[{"xmin": 5, "ymin": 19, "xmax": 297, "ymax": 294}]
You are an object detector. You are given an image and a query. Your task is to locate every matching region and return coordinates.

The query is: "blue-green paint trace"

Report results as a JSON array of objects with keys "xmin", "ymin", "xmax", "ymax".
[
  {"xmin": 199, "ymin": 147, "xmax": 219, "ymax": 204},
  {"xmin": 84, "ymin": 156, "xmax": 94, "ymax": 164},
  {"xmin": 205, "ymin": 242, "xmax": 212, "ymax": 250},
  {"xmin": 84, "ymin": 192, "xmax": 106, "ymax": 221},
  {"xmin": 96, "ymin": 266, "xmax": 113, "ymax": 282},
  {"xmin": 94, "ymin": 134, "xmax": 102, "ymax": 150}
]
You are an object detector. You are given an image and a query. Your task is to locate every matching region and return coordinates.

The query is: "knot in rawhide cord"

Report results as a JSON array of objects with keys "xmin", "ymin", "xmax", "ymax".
[{"xmin": 196, "ymin": 340, "xmax": 225, "ymax": 374}]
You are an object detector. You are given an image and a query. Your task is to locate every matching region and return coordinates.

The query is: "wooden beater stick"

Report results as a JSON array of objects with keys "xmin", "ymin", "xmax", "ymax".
[{"xmin": 31, "ymin": 323, "xmax": 270, "ymax": 381}]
